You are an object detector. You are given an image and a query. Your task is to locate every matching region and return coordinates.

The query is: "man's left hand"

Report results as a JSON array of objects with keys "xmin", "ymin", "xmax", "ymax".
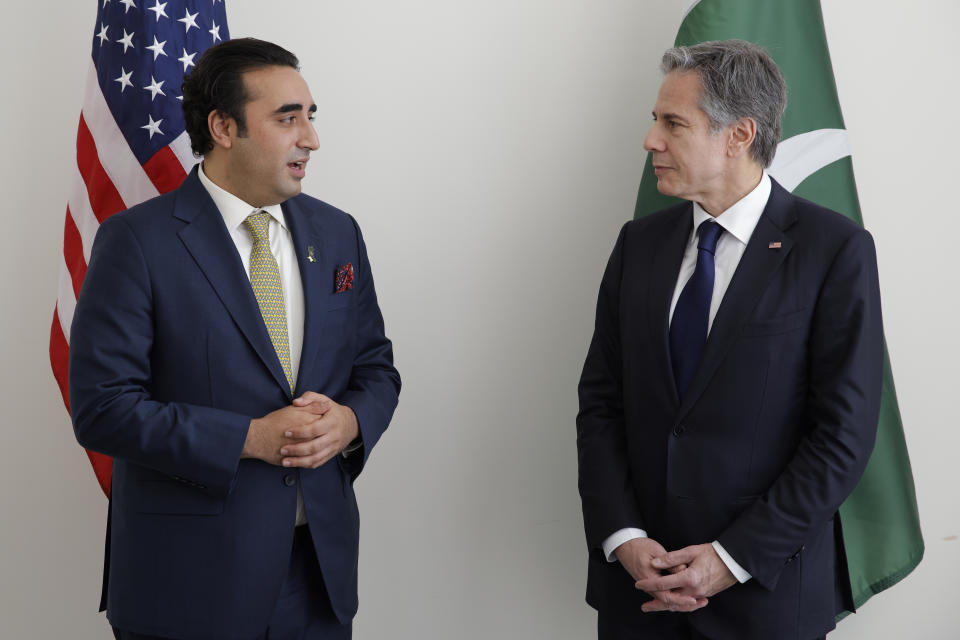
[
  {"xmin": 634, "ymin": 543, "xmax": 738, "ymax": 613},
  {"xmin": 279, "ymin": 392, "xmax": 359, "ymax": 468}
]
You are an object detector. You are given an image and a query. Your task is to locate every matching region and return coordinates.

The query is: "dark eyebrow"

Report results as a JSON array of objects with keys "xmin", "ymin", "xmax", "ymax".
[
  {"xmin": 652, "ymin": 110, "xmax": 688, "ymax": 124},
  {"xmin": 273, "ymin": 103, "xmax": 318, "ymax": 115}
]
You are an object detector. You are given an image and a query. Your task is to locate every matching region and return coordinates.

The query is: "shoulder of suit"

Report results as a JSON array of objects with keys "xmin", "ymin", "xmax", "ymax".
[
  {"xmin": 99, "ymin": 188, "xmax": 180, "ymax": 234},
  {"xmin": 783, "ymin": 190, "xmax": 869, "ymax": 238},
  {"xmin": 623, "ymin": 200, "xmax": 690, "ymax": 234},
  {"xmin": 288, "ymin": 191, "xmax": 353, "ymax": 222},
  {"xmin": 287, "ymin": 193, "xmax": 359, "ymax": 227},
  {"xmin": 108, "ymin": 187, "xmax": 359, "ymax": 234}
]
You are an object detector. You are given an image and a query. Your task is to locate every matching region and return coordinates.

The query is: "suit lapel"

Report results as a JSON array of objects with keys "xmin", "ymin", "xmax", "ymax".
[
  {"xmin": 646, "ymin": 206, "xmax": 693, "ymax": 404},
  {"xmin": 174, "ymin": 169, "xmax": 292, "ymax": 396},
  {"xmin": 674, "ymin": 180, "xmax": 798, "ymax": 424},
  {"xmin": 283, "ymin": 197, "xmax": 336, "ymax": 396}
]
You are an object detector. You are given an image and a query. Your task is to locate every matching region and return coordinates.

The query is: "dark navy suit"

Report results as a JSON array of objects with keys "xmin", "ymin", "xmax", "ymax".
[
  {"xmin": 70, "ymin": 167, "xmax": 400, "ymax": 639},
  {"xmin": 577, "ymin": 180, "xmax": 883, "ymax": 639}
]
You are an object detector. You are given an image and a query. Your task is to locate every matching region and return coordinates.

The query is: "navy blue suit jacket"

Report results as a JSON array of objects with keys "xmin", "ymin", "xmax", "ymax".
[
  {"xmin": 577, "ymin": 180, "xmax": 883, "ymax": 639},
  {"xmin": 69, "ymin": 168, "xmax": 400, "ymax": 639}
]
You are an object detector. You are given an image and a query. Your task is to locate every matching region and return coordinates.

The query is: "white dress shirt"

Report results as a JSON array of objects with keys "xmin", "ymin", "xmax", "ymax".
[
  {"xmin": 602, "ymin": 173, "xmax": 772, "ymax": 584},
  {"xmin": 198, "ymin": 164, "xmax": 308, "ymax": 526}
]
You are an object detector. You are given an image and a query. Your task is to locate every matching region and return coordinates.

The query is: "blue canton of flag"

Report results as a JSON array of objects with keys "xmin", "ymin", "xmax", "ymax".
[
  {"xmin": 51, "ymin": 0, "xmax": 230, "ymax": 497},
  {"xmin": 92, "ymin": 0, "xmax": 229, "ymax": 165}
]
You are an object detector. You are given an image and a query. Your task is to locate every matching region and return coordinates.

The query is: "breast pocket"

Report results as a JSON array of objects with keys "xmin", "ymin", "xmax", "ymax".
[{"xmin": 741, "ymin": 308, "xmax": 808, "ymax": 337}]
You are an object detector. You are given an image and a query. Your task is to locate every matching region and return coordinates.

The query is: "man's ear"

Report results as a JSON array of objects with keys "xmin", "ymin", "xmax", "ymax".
[
  {"xmin": 727, "ymin": 117, "xmax": 757, "ymax": 158},
  {"xmin": 207, "ymin": 110, "xmax": 234, "ymax": 150}
]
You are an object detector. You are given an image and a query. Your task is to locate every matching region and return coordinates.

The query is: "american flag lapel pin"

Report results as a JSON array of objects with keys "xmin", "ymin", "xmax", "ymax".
[
  {"xmin": 307, "ymin": 246, "xmax": 316, "ymax": 262},
  {"xmin": 768, "ymin": 241, "xmax": 782, "ymax": 249}
]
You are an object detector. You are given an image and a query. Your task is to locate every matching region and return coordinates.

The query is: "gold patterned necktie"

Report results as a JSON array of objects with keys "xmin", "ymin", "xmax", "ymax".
[{"xmin": 243, "ymin": 211, "xmax": 293, "ymax": 394}]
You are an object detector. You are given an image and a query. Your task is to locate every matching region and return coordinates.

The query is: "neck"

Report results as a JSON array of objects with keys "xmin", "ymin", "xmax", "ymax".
[
  {"xmin": 201, "ymin": 155, "xmax": 265, "ymax": 208},
  {"xmin": 201, "ymin": 156, "xmax": 234, "ymax": 195},
  {"xmin": 697, "ymin": 165, "xmax": 763, "ymax": 217}
]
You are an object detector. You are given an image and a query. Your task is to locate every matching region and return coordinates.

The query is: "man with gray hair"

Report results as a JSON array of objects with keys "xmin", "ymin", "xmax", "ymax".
[{"xmin": 577, "ymin": 40, "xmax": 882, "ymax": 639}]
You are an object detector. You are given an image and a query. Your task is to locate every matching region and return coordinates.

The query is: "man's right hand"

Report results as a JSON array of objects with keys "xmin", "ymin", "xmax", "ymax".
[
  {"xmin": 241, "ymin": 402, "xmax": 329, "ymax": 466},
  {"xmin": 614, "ymin": 538, "xmax": 707, "ymax": 613}
]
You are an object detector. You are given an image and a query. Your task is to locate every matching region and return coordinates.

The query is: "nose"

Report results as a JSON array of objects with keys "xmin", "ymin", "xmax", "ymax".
[
  {"xmin": 643, "ymin": 123, "xmax": 664, "ymax": 153},
  {"xmin": 299, "ymin": 118, "xmax": 319, "ymax": 151}
]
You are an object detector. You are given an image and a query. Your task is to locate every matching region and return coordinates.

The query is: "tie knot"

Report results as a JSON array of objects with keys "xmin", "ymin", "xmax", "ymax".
[
  {"xmin": 697, "ymin": 220, "xmax": 723, "ymax": 254},
  {"xmin": 243, "ymin": 211, "xmax": 270, "ymax": 242},
  {"xmin": 244, "ymin": 211, "xmax": 272, "ymax": 242}
]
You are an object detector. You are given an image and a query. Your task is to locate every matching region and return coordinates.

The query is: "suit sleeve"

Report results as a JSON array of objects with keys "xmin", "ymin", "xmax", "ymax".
[
  {"xmin": 577, "ymin": 223, "xmax": 644, "ymax": 550},
  {"xmin": 70, "ymin": 215, "xmax": 250, "ymax": 498},
  {"xmin": 717, "ymin": 227, "xmax": 884, "ymax": 590},
  {"xmin": 337, "ymin": 216, "xmax": 401, "ymax": 479}
]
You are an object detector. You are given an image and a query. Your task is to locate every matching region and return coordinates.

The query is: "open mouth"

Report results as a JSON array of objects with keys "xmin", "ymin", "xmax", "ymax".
[{"xmin": 288, "ymin": 160, "xmax": 307, "ymax": 177}]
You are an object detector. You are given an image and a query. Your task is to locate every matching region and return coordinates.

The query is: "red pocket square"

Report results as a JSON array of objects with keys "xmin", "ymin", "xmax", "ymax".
[{"xmin": 335, "ymin": 263, "xmax": 354, "ymax": 293}]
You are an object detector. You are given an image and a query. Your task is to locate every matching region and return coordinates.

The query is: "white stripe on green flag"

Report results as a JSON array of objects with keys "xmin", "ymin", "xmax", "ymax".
[{"xmin": 633, "ymin": 0, "xmax": 924, "ymax": 618}]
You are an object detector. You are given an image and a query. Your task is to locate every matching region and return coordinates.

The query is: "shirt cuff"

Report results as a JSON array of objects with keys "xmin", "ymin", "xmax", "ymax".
[
  {"xmin": 602, "ymin": 528, "xmax": 648, "ymax": 563},
  {"xmin": 340, "ymin": 437, "xmax": 363, "ymax": 458},
  {"xmin": 712, "ymin": 540, "xmax": 751, "ymax": 583}
]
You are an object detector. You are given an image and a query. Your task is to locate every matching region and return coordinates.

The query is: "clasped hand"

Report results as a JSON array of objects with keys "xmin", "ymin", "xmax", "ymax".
[
  {"xmin": 242, "ymin": 392, "xmax": 359, "ymax": 469},
  {"xmin": 614, "ymin": 538, "xmax": 738, "ymax": 613}
]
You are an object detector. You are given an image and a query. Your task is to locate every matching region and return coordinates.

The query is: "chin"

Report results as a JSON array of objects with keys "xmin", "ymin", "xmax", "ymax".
[
  {"xmin": 655, "ymin": 180, "xmax": 675, "ymax": 197},
  {"xmin": 280, "ymin": 183, "xmax": 303, "ymax": 201}
]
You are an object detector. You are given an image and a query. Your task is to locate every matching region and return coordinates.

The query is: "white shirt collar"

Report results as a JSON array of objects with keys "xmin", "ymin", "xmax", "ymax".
[
  {"xmin": 197, "ymin": 162, "xmax": 286, "ymax": 231},
  {"xmin": 691, "ymin": 172, "xmax": 771, "ymax": 245}
]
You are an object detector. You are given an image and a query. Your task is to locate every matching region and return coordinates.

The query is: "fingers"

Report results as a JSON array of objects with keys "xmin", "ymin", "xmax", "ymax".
[
  {"xmin": 284, "ymin": 412, "xmax": 334, "ymax": 439},
  {"xmin": 284, "ymin": 401, "xmax": 357, "ymax": 440},
  {"xmin": 641, "ymin": 594, "xmax": 708, "ymax": 613},
  {"xmin": 635, "ymin": 569, "xmax": 696, "ymax": 594},
  {"xmin": 292, "ymin": 392, "xmax": 332, "ymax": 414},
  {"xmin": 280, "ymin": 431, "xmax": 334, "ymax": 459},
  {"xmin": 282, "ymin": 452, "xmax": 336, "ymax": 469},
  {"xmin": 253, "ymin": 396, "xmax": 352, "ymax": 468},
  {"xmin": 281, "ymin": 439, "xmax": 340, "ymax": 469},
  {"xmin": 651, "ymin": 547, "xmax": 696, "ymax": 571},
  {"xmin": 279, "ymin": 413, "xmax": 353, "ymax": 468},
  {"xmin": 634, "ymin": 543, "xmax": 735, "ymax": 613},
  {"xmin": 293, "ymin": 392, "xmax": 331, "ymax": 405}
]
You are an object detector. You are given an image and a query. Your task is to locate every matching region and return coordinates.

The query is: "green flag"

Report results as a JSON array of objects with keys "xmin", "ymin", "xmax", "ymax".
[{"xmin": 634, "ymin": 0, "xmax": 923, "ymax": 617}]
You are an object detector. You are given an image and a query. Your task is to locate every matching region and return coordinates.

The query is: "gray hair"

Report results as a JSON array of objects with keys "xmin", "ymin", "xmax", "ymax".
[{"xmin": 661, "ymin": 40, "xmax": 787, "ymax": 168}]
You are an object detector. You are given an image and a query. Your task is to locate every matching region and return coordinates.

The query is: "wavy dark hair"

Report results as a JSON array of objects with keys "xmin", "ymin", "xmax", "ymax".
[{"xmin": 181, "ymin": 38, "xmax": 300, "ymax": 156}]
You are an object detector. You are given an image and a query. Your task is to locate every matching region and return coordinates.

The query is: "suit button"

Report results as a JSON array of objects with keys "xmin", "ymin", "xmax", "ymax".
[
  {"xmin": 673, "ymin": 425, "xmax": 686, "ymax": 437},
  {"xmin": 283, "ymin": 474, "xmax": 296, "ymax": 487}
]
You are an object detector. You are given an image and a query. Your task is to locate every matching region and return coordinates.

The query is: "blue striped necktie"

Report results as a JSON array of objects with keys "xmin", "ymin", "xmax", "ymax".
[{"xmin": 669, "ymin": 219, "xmax": 723, "ymax": 399}]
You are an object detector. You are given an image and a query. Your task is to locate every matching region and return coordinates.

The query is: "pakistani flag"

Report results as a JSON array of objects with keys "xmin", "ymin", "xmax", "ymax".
[{"xmin": 634, "ymin": 0, "xmax": 924, "ymax": 617}]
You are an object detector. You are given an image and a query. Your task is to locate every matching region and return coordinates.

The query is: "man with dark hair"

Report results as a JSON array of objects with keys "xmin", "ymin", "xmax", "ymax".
[
  {"xmin": 70, "ymin": 38, "xmax": 400, "ymax": 639},
  {"xmin": 180, "ymin": 37, "xmax": 302, "ymax": 157},
  {"xmin": 577, "ymin": 40, "xmax": 882, "ymax": 639}
]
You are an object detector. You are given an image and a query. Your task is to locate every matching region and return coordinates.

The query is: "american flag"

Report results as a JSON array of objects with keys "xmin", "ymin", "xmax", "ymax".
[{"xmin": 51, "ymin": 0, "xmax": 230, "ymax": 497}]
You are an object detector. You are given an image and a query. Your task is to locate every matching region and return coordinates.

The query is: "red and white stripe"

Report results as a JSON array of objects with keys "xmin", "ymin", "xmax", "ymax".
[{"xmin": 51, "ymin": 58, "xmax": 198, "ymax": 497}]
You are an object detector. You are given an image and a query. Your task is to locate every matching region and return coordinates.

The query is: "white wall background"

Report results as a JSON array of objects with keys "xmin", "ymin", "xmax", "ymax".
[{"xmin": 1, "ymin": 1, "xmax": 957, "ymax": 637}]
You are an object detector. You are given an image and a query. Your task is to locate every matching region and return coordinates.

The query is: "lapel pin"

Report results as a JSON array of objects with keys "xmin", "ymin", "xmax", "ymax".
[
  {"xmin": 768, "ymin": 241, "xmax": 782, "ymax": 249},
  {"xmin": 307, "ymin": 246, "xmax": 316, "ymax": 262}
]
